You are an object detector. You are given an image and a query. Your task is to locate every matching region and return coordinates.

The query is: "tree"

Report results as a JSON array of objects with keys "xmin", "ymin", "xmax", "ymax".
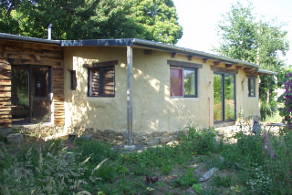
[
  {"xmin": 278, "ymin": 67, "xmax": 292, "ymax": 128},
  {"xmin": 0, "ymin": 0, "xmax": 182, "ymax": 44},
  {"xmin": 216, "ymin": 2, "xmax": 289, "ymax": 120},
  {"xmin": 130, "ymin": 0, "xmax": 182, "ymax": 43}
]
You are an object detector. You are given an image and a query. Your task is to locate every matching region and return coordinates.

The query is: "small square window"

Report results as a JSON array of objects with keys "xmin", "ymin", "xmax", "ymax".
[
  {"xmin": 170, "ymin": 66, "xmax": 197, "ymax": 97},
  {"xmin": 88, "ymin": 66, "xmax": 115, "ymax": 97},
  {"xmin": 248, "ymin": 77, "xmax": 256, "ymax": 97}
]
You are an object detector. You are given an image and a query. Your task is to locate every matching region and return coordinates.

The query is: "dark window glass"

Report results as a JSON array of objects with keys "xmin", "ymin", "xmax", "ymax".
[
  {"xmin": 33, "ymin": 68, "xmax": 49, "ymax": 97},
  {"xmin": 88, "ymin": 66, "xmax": 115, "ymax": 97},
  {"xmin": 170, "ymin": 67, "xmax": 197, "ymax": 97},
  {"xmin": 248, "ymin": 77, "xmax": 256, "ymax": 97}
]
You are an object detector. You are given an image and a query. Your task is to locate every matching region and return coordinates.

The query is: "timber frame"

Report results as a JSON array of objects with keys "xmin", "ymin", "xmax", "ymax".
[{"xmin": 0, "ymin": 39, "xmax": 64, "ymax": 127}]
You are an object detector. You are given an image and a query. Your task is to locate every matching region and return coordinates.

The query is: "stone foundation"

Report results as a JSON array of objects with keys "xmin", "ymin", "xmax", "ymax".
[{"xmin": 78, "ymin": 128, "xmax": 180, "ymax": 146}]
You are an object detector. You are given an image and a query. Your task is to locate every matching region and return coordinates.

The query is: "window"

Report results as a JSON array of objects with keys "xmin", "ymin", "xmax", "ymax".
[
  {"xmin": 248, "ymin": 77, "xmax": 256, "ymax": 97},
  {"xmin": 170, "ymin": 67, "xmax": 197, "ymax": 97},
  {"xmin": 70, "ymin": 70, "xmax": 77, "ymax": 90},
  {"xmin": 214, "ymin": 73, "xmax": 236, "ymax": 122},
  {"xmin": 88, "ymin": 66, "xmax": 115, "ymax": 97}
]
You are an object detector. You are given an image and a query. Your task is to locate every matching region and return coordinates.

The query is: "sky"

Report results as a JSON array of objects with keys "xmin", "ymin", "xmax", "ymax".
[{"xmin": 173, "ymin": 0, "xmax": 292, "ymax": 65}]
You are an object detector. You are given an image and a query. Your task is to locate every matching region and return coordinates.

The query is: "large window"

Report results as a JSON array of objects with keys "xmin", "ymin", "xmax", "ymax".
[
  {"xmin": 214, "ymin": 73, "xmax": 236, "ymax": 122},
  {"xmin": 170, "ymin": 67, "xmax": 197, "ymax": 97},
  {"xmin": 248, "ymin": 77, "xmax": 256, "ymax": 97},
  {"xmin": 88, "ymin": 66, "xmax": 115, "ymax": 97}
]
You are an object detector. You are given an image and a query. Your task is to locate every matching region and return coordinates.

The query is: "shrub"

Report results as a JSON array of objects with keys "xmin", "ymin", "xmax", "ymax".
[
  {"xmin": 179, "ymin": 127, "xmax": 218, "ymax": 155},
  {"xmin": 174, "ymin": 168, "xmax": 198, "ymax": 187},
  {"xmin": 221, "ymin": 132, "xmax": 265, "ymax": 168},
  {"xmin": 213, "ymin": 176, "xmax": 233, "ymax": 187},
  {"xmin": 74, "ymin": 138, "xmax": 117, "ymax": 164}
]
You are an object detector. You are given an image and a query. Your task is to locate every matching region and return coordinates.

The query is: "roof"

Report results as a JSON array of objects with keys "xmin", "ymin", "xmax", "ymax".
[
  {"xmin": 0, "ymin": 32, "xmax": 276, "ymax": 74},
  {"xmin": 258, "ymin": 69, "xmax": 277, "ymax": 75},
  {"xmin": 0, "ymin": 32, "xmax": 60, "ymax": 44},
  {"xmin": 61, "ymin": 38, "xmax": 259, "ymax": 69}
]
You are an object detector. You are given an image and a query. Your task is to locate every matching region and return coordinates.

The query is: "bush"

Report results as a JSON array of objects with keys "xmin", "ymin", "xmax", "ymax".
[
  {"xmin": 74, "ymin": 138, "xmax": 117, "ymax": 164},
  {"xmin": 179, "ymin": 127, "xmax": 218, "ymax": 155},
  {"xmin": 213, "ymin": 176, "xmax": 233, "ymax": 187},
  {"xmin": 174, "ymin": 168, "xmax": 198, "ymax": 187}
]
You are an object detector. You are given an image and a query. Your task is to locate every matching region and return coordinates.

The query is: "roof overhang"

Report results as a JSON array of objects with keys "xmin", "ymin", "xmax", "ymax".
[
  {"xmin": 258, "ymin": 69, "xmax": 277, "ymax": 75},
  {"xmin": 61, "ymin": 38, "xmax": 259, "ymax": 69},
  {"xmin": 1, "ymin": 32, "xmax": 273, "ymax": 73},
  {"xmin": 0, "ymin": 32, "xmax": 60, "ymax": 44}
]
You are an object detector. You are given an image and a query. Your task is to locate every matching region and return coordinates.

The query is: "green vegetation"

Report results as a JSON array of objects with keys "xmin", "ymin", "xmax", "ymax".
[
  {"xmin": 0, "ymin": 0, "xmax": 182, "ymax": 44},
  {"xmin": 1, "ymin": 127, "xmax": 292, "ymax": 194},
  {"xmin": 174, "ymin": 168, "xmax": 198, "ymax": 187},
  {"xmin": 217, "ymin": 1, "xmax": 289, "ymax": 120}
]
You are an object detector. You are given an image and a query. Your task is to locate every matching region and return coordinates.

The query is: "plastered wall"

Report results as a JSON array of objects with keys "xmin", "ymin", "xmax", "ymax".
[{"xmin": 64, "ymin": 47, "xmax": 260, "ymax": 133}]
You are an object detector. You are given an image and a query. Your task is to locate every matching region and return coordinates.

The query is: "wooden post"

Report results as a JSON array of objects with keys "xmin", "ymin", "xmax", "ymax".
[{"xmin": 126, "ymin": 46, "xmax": 134, "ymax": 145}]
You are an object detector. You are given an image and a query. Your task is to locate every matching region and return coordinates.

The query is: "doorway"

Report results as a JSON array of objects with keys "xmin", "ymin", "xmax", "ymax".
[
  {"xmin": 213, "ymin": 73, "xmax": 236, "ymax": 122},
  {"xmin": 12, "ymin": 65, "xmax": 52, "ymax": 124}
]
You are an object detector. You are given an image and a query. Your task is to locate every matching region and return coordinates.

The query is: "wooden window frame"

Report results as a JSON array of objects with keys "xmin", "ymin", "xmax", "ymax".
[
  {"xmin": 248, "ymin": 77, "xmax": 256, "ymax": 97},
  {"xmin": 170, "ymin": 66, "xmax": 198, "ymax": 98},
  {"xmin": 87, "ymin": 65, "xmax": 115, "ymax": 98}
]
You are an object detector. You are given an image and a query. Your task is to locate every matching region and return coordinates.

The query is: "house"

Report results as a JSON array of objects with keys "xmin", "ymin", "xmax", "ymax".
[{"xmin": 0, "ymin": 33, "xmax": 274, "ymax": 143}]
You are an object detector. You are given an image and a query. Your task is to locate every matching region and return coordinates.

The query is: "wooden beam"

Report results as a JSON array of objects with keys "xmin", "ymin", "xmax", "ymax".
[
  {"xmin": 171, "ymin": 52, "xmax": 176, "ymax": 58},
  {"xmin": 83, "ymin": 60, "xmax": 118, "ymax": 68},
  {"xmin": 202, "ymin": 58, "xmax": 209, "ymax": 63},
  {"xmin": 236, "ymin": 65, "xmax": 242, "ymax": 70},
  {"xmin": 167, "ymin": 60, "xmax": 202, "ymax": 68},
  {"xmin": 126, "ymin": 46, "xmax": 134, "ymax": 145},
  {"xmin": 143, "ymin": 49, "xmax": 152, "ymax": 55},
  {"xmin": 211, "ymin": 66, "xmax": 238, "ymax": 74},
  {"xmin": 213, "ymin": 61, "xmax": 221, "ymax": 66},
  {"xmin": 225, "ymin": 63, "xmax": 233, "ymax": 68},
  {"xmin": 0, "ymin": 59, "xmax": 12, "ymax": 128}
]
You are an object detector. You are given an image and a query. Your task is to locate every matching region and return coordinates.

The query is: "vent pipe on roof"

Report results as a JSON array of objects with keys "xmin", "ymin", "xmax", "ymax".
[{"xmin": 48, "ymin": 23, "xmax": 52, "ymax": 40}]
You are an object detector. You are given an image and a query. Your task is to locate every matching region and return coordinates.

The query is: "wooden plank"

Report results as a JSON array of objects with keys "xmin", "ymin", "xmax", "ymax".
[
  {"xmin": 211, "ymin": 66, "xmax": 238, "ymax": 74},
  {"xmin": 167, "ymin": 60, "xmax": 203, "ymax": 69},
  {"xmin": 0, "ymin": 40, "xmax": 65, "ymax": 127}
]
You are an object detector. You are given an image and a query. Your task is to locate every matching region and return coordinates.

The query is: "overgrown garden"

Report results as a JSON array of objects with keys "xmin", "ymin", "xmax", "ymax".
[{"xmin": 1, "ymin": 127, "xmax": 291, "ymax": 194}]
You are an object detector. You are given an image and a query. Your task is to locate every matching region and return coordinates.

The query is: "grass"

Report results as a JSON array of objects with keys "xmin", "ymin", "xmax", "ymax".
[{"xmin": 0, "ymin": 127, "xmax": 291, "ymax": 194}]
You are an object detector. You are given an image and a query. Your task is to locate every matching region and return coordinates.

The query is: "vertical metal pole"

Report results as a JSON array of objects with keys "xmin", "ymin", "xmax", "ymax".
[
  {"xmin": 29, "ymin": 65, "xmax": 33, "ymax": 122},
  {"xmin": 127, "ymin": 46, "xmax": 133, "ymax": 145},
  {"xmin": 48, "ymin": 24, "xmax": 52, "ymax": 40}
]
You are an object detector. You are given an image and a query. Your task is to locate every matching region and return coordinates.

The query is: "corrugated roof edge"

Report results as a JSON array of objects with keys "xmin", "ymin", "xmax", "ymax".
[
  {"xmin": 0, "ymin": 32, "xmax": 60, "ymax": 44},
  {"xmin": 258, "ymin": 69, "xmax": 277, "ymax": 75}
]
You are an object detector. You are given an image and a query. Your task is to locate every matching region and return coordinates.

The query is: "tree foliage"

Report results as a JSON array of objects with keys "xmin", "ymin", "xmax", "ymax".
[
  {"xmin": 278, "ymin": 68, "xmax": 292, "ymax": 127},
  {"xmin": 216, "ymin": 2, "xmax": 289, "ymax": 120},
  {"xmin": 0, "ymin": 0, "xmax": 182, "ymax": 44}
]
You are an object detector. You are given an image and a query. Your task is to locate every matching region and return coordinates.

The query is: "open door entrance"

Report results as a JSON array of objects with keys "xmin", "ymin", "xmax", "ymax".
[{"xmin": 12, "ymin": 65, "xmax": 52, "ymax": 124}]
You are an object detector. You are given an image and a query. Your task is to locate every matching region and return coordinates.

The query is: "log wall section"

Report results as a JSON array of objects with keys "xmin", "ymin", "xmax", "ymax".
[
  {"xmin": 0, "ymin": 59, "xmax": 12, "ymax": 127},
  {"xmin": 0, "ymin": 40, "xmax": 64, "ymax": 127}
]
